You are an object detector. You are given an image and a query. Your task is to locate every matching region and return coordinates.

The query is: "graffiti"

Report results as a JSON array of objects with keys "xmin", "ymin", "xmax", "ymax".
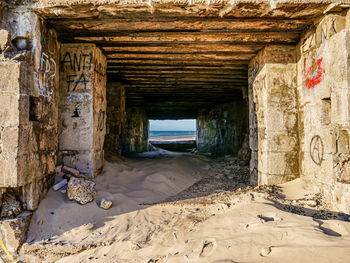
[
  {"xmin": 94, "ymin": 58, "xmax": 106, "ymax": 83},
  {"xmin": 67, "ymin": 93, "xmax": 92, "ymax": 104},
  {"xmin": 61, "ymin": 51, "xmax": 93, "ymax": 72},
  {"xmin": 98, "ymin": 110, "xmax": 105, "ymax": 131},
  {"xmin": 72, "ymin": 107, "xmax": 80, "ymax": 118},
  {"xmin": 34, "ymin": 52, "xmax": 57, "ymax": 98},
  {"xmin": 304, "ymin": 57, "xmax": 325, "ymax": 89},
  {"xmin": 310, "ymin": 135, "xmax": 324, "ymax": 166}
]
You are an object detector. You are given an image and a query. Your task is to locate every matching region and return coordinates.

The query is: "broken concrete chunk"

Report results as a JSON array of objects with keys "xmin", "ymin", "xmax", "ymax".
[
  {"xmin": 62, "ymin": 166, "xmax": 80, "ymax": 177},
  {"xmin": 0, "ymin": 29, "xmax": 10, "ymax": 51},
  {"xmin": 0, "ymin": 211, "xmax": 32, "ymax": 255},
  {"xmin": 0, "ymin": 192, "xmax": 22, "ymax": 218},
  {"xmin": 99, "ymin": 198, "xmax": 113, "ymax": 210},
  {"xmin": 67, "ymin": 177, "xmax": 96, "ymax": 205},
  {"xmin": 52, "ymin": 179, "xmax": 68, "ymax": 191}
]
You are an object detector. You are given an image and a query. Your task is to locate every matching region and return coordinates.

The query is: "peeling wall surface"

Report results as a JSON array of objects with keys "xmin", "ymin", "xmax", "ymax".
[
  {"xmin": 197, "ymin": 102, "xmax": 248, "ymax": 156},
  {"xmin": 59, "ymin": 44, "xmax": 107, "ymax": 178},
  {"xmin": 105, "ymin": 82, "xmax": 126, "ymax": 155},
  {"xmin": 297, "ymin": 11, "xmax": 350, "ymax": 213}
]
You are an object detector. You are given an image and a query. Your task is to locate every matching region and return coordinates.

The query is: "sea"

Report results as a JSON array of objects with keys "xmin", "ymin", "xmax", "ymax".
[{"xmin": 149, "ymin": 130, "xmax": 196, "ymax": 139}]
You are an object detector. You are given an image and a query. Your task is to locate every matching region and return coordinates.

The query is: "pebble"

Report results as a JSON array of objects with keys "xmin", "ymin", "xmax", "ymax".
[{"xmin": 100, "ymin": 198, "xmax": 113, "ymax": 210}]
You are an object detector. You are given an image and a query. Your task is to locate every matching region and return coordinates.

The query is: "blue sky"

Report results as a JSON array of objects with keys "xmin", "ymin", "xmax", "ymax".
[{"xmin": 150, "ymin": 120, "xmax": 196, "ymax": 131}]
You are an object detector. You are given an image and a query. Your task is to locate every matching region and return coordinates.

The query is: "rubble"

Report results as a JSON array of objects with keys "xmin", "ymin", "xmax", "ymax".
[
  {"xmin": 53, "ymin": 179, "xmax": 68, "ymax": 191},
  {"xmin": 62, "ymin": 166, "xmax": 80, "ymax": 177},
  {"xmin": 99, "ymin": 198, "xmax": 113, "ymax": 210},
  {"xmin": 67, "ymin": 177, "xmax": 96, "ymax": 205},
  {"xmin": 0, "ymin": 192, "xmax": 22, "ymax": 218}
]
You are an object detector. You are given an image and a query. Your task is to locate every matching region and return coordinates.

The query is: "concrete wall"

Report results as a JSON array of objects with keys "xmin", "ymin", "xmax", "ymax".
[
  {"xmin": 105, "ymin": 82, "xmax": 127, "ymax": 155},
  {"xmin": 59, "ymin": 44, "xmax": 107, "ymax": 177},
  {"xmin": 249, "ymin": 45, "xmax": 299, "ymax": 185},
  {"xmin": 122, "ymin": 107, "xmax": 149, "ymax": 154},
  {"xmin": 0, "ymin": 9, "xmax": 59, "ymax": 211},
  {"xmin": 197, "ymin": 101, "xmax": 248, "ymax": 156},
  {"xmin": 297, "ymin": 11, "xmax": 350, "ymax": 213}
]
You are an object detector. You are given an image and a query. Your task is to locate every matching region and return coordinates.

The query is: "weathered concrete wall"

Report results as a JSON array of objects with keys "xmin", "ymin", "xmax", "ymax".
[
  {"xmin": 105, "ymin": 82, "xmax": 127, "ymax": 155},
  {"xmin": 0, "ymin": 9, "xmax": 59, "ymax": 211},
  {"xmin": 197, "ymin": 101, "xmax": 248, "ymax": 156},
  {"xmin": 59, "ymin": 44, "xmax": 107, "ymax": 177},
  {"xmin": 297, "ymin": 11, "xmax": 350, "ymax": 213},
  {"xmin": 249, "ymin": 45, "xmax": 299, "ymax": 185},
  {"xmin": 122, "ymin": 107, "xmax": 149, "ymax": 154}
]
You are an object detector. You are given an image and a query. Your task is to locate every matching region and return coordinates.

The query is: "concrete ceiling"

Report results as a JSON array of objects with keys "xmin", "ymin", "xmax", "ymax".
[{"xmin": 29, "ymin": 0, "xmax": 348, "ymax": 119}]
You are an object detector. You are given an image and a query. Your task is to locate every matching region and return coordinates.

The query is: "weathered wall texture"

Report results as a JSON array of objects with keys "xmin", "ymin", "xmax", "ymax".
[
  {"xmin": 59, "ymin": 44, "xmax": 107, "ymax": 177},
  {"xmin": 105, "ymin": 82, "xmax": 126, "ymax": 155},
  {"xmin": 122, "ymin": 107, "xmax": 149, "ymax": 154},
  {"xmin": 197, "ymin": 101, "xmax": 248, "ymax": 156},
  {"xmin": 0, "ymin": 9, "xmax": 59, "ymax": 213},
  {"xmin": 297, "ymin": 11, "xmax": 350, "ymax": 213},
  {"xmin": 249, "ymin": 45, "xmax": 299, "ymax": 185}
]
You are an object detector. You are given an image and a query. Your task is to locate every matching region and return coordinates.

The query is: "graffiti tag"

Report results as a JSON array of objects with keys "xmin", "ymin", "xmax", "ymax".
[
  {"xmin": 310, "ymin": 135, "xmax": 324, "ymax": 166},
  {"xmin": 67, "ymin": 93, "xmax": 92, "ymax": 103},
  {"xmin": 34, "ymin": 52, "xmax": 57, "ymax": 98},
  {"xmin": 304, "ymin": 57, "xmax": 325, "ymax": 89}
]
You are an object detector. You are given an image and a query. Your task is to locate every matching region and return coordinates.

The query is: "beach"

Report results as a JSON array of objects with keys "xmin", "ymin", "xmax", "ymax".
[{"xmin": 17, "ymin": 151, "xmax": 350, "ymax": 263}]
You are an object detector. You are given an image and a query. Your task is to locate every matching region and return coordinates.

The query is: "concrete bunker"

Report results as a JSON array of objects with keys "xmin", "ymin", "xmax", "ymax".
[{"xmin": 1, "ymin": 0, "xmax": 350, "ymax": 257}]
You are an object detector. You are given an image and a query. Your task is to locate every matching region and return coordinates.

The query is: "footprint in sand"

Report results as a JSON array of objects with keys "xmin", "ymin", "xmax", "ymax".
[{"xmin": 184, "ymin": 239, "xmax": 217, "ymax": 261}]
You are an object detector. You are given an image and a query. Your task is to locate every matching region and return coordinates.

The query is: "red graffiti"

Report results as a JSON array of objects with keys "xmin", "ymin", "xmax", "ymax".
[{"xmin": 305, "ymin": 57, "xmax": 325, "ymax": 89}]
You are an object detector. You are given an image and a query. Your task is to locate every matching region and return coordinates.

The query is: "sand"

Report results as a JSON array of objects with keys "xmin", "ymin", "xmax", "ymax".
[
  {"xmin": 18, "ymin": 150, "xmax": 350, "ymax": 263},
  {"xmin": 149, "ymin": 135, "xmax": 196, "ymax": 142}
]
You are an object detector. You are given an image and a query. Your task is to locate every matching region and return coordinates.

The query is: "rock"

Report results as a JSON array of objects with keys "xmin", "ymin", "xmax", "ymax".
[
  {"xmin": 99, "ymin": 198, "xmax": 113, "ymax": 210},
  {"xmin": 0, "ymin": 211, "xmax": 32, "ymax": 254},
  {"xmin": 62, "ymin": 166, "xmax": 80, "ymax": 177},
  {"xmin": 0, "ymin": 30, "xmax": 10, "ymax": 51},
  {"xmin": 260, "ymin": 247, "xmax": 271, "ymax": 257},
  {"xmin": 305, "ymin": 200, "xmax": 317, "ymax": 207},
  {"xmin": 59, "ymin": 185, "xmax": 68, "ymax": 194},
  {"xmin": 67, "ymin": 177, "xmax": 96, "ymax": 205},
  {"xmin": 52, "ymin": 179, "xmax": 68, "ymax": 191},
  {"xmin": 0, "ymin": 192, "xmax": 22, "ymax": 218},
  {"xmin": 55, "ymin": 165, "xmax": 62, "ymax": 174}
]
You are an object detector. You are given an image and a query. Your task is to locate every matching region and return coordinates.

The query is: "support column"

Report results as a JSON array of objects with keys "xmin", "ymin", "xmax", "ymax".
[
  {"xmin": 249, "ymin": 46, "xmax": 299, "ymax": 185},
  {"xmin": 59, "ymin": 44, "xmax": 107, "ymax": 177},
  {"xmin": 0, "ymin": 8, "xmax": 59, "ymax": 254},
  {"xmin": 122, "ymin": 107, "xmax": 149, "ymax": 154}
]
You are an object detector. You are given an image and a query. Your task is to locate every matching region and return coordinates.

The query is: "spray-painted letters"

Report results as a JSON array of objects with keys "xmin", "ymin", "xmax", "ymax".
[{"xmin": 34, "ymin": 52, "xmax": 57, "ymax": 98}]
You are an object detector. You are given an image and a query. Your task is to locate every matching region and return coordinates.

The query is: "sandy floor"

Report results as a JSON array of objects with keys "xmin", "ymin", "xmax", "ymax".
[
  {"xmin": 18, "ymin": 149, "xmax": 350, "ymax": 263},
  {"xmin": 149, "ymin": 135, "xmax": 196, "ymax": 142}
]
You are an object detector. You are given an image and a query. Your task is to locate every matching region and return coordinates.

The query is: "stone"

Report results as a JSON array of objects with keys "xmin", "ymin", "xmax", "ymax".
[
  {"xmin": 0, "ymin": 192, "xmax": 22, "ymax": 218},
  {"xmin": 260, "ymin": 247, "xmax": 271, "ymax": 257},
  {"xmin": 99, "ymin": 198, "xmax": 113, "ymax": 210},
  {"xmin": 67, "ymin": 177, "xmax": 96, "ymax": 205},
  {"xmin": 0, "ymin": 211, "xmax": 32, "ymax": 254},
  {"xmin": 0, "ymin": 29, "xmax": 10, "ymax": 51},
  {"xmin": 62, "ymin": 166, "xmax": 80, "ymax": 177},
  {"xmin": 52, "ymin": 179, "xmax": 68, "ymax": 191}
]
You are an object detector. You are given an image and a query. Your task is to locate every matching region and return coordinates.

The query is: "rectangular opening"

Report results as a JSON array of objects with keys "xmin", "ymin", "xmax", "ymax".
[{"xmin": 29, "ymin": 96, "xmax": 40, "ymax": 122}]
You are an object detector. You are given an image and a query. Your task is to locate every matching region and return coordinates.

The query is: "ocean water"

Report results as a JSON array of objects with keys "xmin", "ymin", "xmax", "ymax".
[{"xmin": 149, "ymin": 130, "xmax": 196, "ymax": 139}]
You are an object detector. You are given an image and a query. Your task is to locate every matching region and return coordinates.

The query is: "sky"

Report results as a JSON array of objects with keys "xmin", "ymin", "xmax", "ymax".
[{"xmin": 150, "ymin": 119, "xmax": 196, "ymax": 131}]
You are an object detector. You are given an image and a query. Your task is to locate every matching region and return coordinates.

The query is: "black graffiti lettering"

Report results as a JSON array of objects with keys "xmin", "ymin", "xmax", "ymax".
[
  {"xmin": 66, "ymin": 74, "xmax": 76, "ymax": 92},
  {"xmin": 310, "ymin": 135, "xmax": 324, "ymax": 166},
  {"xmin": 62, "ymin": 52, "xmax": 72, "ymax": 69},
  {"xmin": 73, "ymin": 53, "xmax": 82, "ymax": 71},
  {"xmin": 73, "ymin": 73, "xmax": 88, "ymax": 91}
]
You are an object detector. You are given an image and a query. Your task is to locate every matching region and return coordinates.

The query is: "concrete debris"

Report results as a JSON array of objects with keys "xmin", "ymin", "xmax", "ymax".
[
  {"xmin": 0, "ymin": 192, "xmax": 22, "ymax": 218},
  {"xmin": 62, "ymin": 166, "xmax": 80, "ymax": 177},
  {"xmin": 67, "ymin": 177, "xmax": 96, "ymax": 205},
  {"xmin": 99, "ymin": 198, "xmax": 113, "ymax": 210},
  {"xmin": 52, "ymin": 179, "xmax": 68, "ymax": 191},
  {"xmin": 0, "ymin": 211, "xmax": 32, "ymax": 255}
]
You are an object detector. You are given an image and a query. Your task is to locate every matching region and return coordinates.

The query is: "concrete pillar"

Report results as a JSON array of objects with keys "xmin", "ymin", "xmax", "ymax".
[
  {"xmin": 105, "ymin": 82, "xmax": 127, "ymax": 155},
  {"xmin": 197, "ymin": 101, "xmax": 248, "ymax": 156},
  {"xmin": 59, "ymin": 44, "xmax": 107, "ymax": 177},
  {"xmin": 122, "ymin": 107, "xmax": 149, "ymax": 154},
  {"xmin": 249, "ymin": 45, "xmax": 299, "ymax": 185},
  {"xmin": 0, "ymin": 8, "xmax": 59, "ymax": 253},
  {"xmin": 297, "ymin": 12, "xmax": 350, "ymax": 213}
]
